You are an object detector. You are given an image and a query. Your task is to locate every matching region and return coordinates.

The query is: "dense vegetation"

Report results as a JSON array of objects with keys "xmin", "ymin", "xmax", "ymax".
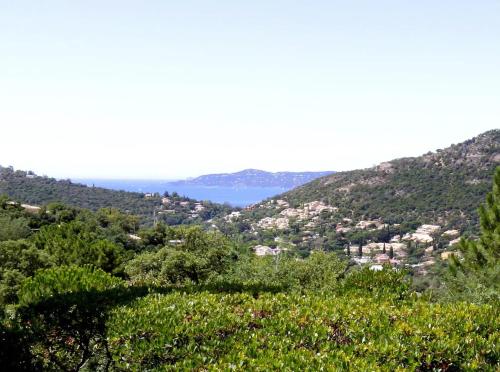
[
  {"xmin": 443, "ymin": 165, "xmax": 500, "ymax": 303},
  {"xmin": 0, "ymin": 136, "xmax": 498, "ymax": 370},
  {"xmin": 107, "ymin": 292, "xmax": 497, "ymax": 370}
]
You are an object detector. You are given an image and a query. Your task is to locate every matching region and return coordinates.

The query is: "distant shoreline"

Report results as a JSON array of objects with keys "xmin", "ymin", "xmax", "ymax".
[{"xmin": 73, "ymin": 179, "xmax": 288, "ymax": 207}]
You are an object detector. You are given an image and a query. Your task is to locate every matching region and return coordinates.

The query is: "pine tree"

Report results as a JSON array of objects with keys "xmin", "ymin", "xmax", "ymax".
[
  {"xmin": 389, "ymin": 245, "xmax": 394, "ymax": 259},
  {"xmin": 383, "ymin": 243, "xmax": 386, "ymax": 254},
  {"xmin": 448, "ymin": 166, "xmax": 500, "ymax": 302},
  {"xmin": 455, "ymin": 167, "xmax": 500, "ymax": 268},
  {"xmin": 346, "ymin": 243, "xmax": 351, "ymax": 257},
  {"xmin": 358, "ymin": 239, "xmax": 363, "ymax": 257}
]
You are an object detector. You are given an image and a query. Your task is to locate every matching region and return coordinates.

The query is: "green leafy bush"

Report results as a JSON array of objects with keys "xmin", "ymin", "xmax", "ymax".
[
  {"xmin": 340, "ymin": 266, "xmax": 410, "ymax": 299},
  {"xmin": 107, "ymin": 291, "xmax": 499, "ymax": 370},
  {"xmin": 224, "ymin": 251, "xmax": 347, "ymax": 293},
  {"xmin": 126, "ymin": 226, "xmax": 236, "ymax": 285},
  {"xmin": 0, "ymin": 240, "xmax": 51, "ymax": 305},
  {"xmin": 16, "ymin": 266, "xmax": 126, "ymax": 370}
]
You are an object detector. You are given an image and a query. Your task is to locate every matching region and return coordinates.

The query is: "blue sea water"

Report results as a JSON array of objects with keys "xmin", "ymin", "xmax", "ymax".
[{"xmin": 74, "ymin": 179, "xmax": 286, "ymax": 207}]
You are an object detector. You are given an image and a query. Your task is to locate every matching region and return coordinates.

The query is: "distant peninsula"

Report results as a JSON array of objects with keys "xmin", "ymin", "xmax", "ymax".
[{"xmin": 169, "ymin": 169, "xmax": 335, "ymax": 188}]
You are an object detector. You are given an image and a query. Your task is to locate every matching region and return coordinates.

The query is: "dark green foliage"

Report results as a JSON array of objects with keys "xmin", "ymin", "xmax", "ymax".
[
  {"xmin": 33, "ymin": 221, "xmax": 129, "ymax": 274},
  {"xmin": 17, "ymin": 266, "xmax": 125, "ymax": 370},
  {"xmin": 340, "ymin": 266, "xmax": 410, "ymax": 299},
  {"xmin": 126, "ymin": 226, "xmax": 237, "ymax": 285},
  {"xmin": 224, "ymin": 251, "xmax": 347, "ymax": 293},
  {"xmin": 280, "ymin": 251, "xmax": 347, "ymax": 292},
  {"xmin": 0, "ymin": 240, "xmax": 51, "ymax": 305},
  {"xmin": 0, "ymin": 214, "xmax": 31, "ymax": 241},
  {"xmin": 445, "ymin": 166, "xmax": 500, "ymax": 303}
]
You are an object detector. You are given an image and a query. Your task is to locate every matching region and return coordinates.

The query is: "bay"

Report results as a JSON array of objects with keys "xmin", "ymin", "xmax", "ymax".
[{"xmin": 74, "ymin": 179, "xmax": 286, "ymax": 207}]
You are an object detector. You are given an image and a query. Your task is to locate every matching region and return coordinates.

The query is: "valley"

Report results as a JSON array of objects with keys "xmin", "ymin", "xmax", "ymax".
[{"xmin": 1, "ymin": 130, "xmax": 499, "ymax": 370}]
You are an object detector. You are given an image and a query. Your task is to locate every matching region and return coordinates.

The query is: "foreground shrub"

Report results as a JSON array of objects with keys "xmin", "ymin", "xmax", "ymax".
[
  {"xmin": 16, "ymin": 266, "xmax": 125, "ymax": 370},
  {"xmin": 107, "ymin": 291, "xmax": 499, "ymax": 370}
]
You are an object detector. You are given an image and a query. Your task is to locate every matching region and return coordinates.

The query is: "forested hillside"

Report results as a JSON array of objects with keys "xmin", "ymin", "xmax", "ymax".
[
  {"xmin": 0, "ymin": 166, "xmax": 234, "ymax": 225},
  {"xmin": 282, "ymin": 129, "xmax": 499, "ymax": 227}
]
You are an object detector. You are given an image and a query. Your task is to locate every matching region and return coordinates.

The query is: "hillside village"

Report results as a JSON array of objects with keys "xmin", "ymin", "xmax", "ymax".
[
  {"xmin": 222, "ymin": 197, "xmax": 464, "ymax": 274},
  {"xmin": 6, "ymin": 188, "xmax": 465, "ymax": 274},
  {"xmin": 206, "ymin": 130, "xmax": 499, "ymax": 274}
]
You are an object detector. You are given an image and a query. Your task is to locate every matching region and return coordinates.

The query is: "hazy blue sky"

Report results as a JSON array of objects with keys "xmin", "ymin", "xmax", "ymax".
[{"xmin": 1, "ymin": 1, "xmax": 498, "ymax": 179}]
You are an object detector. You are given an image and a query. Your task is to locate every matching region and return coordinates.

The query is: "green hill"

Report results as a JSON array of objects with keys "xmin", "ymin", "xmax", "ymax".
[
  {"xmin": 221, "ymin": 130, "xmax": 499, "ymax": 256},
  {"xmin": 0, "ymin": 167, "xmax": 233, "ymax": 225},
  {"xmin": 282, "ymin": 129, "xmax": 499, "ymax": 228}
]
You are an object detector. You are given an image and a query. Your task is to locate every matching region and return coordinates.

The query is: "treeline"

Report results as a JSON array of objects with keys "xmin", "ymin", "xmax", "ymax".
[
  {"xmin": 0, "ymin": 166, "xmax": 158, "ymax": 215},
  {"xmin": 0, "ymin": 166, "xmax": 234, "ymax": 225}
]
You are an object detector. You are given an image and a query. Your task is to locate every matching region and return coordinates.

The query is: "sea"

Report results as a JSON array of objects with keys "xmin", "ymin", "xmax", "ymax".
[{"xmin": 74, "ymin": 179, "xmax": 286, "ymax": 207}]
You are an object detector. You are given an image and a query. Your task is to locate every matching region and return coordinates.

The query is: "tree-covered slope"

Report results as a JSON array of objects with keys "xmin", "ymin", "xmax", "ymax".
[
  {"xmin": 0, "ymin": 167, "xmax": 158, "ymax": 214},
  {"xmin": 252, "ymin": 129, "xmax": 499, "ymax": 231},
  {"xmin": 286, "ymin": 130, "xmax": 499, "ymax": 226},
  {"xmin": 0, "ymin": 167, "xmax": 233, "ymax": 224}
]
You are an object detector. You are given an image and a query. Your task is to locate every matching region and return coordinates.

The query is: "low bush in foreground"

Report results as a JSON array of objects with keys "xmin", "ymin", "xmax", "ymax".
[{"xmin": 107, "ymin": 291, "xmax": 499, "ymax": 370}]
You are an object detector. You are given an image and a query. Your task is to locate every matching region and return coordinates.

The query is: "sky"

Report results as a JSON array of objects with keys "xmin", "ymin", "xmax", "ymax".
[{"xmin": 0, "ymin": 0, "xmax": 499, "ymax": 179}]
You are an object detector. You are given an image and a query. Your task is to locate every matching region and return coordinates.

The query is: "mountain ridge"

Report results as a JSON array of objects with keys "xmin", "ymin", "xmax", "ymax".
[{"xmin": 169, "ymin": 169, "xmax": 335, "ymax": 188}]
